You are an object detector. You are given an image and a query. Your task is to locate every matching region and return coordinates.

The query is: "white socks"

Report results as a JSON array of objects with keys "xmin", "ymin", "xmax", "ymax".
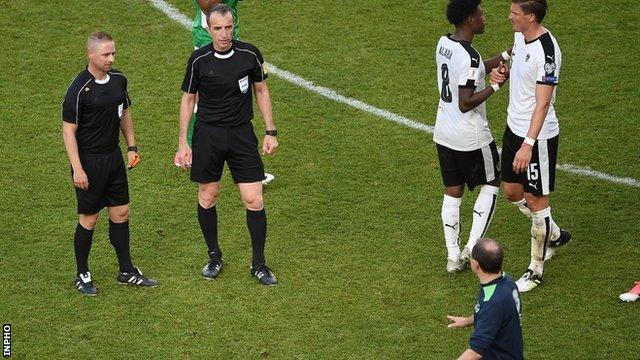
[
  {"xmin": 442, "ymin": 194, "xmax": 462, "ymax": 260},
  {"xmin": 528, "ymin": 207, "xmax": 560, "ymax": 275},
  {"xmin": 467, "ymin": 185, "xmax": 499, "ymax": 251},
  {"xmin": 512, "ymin": 198, "xmax": 560, "ymax": 240}
]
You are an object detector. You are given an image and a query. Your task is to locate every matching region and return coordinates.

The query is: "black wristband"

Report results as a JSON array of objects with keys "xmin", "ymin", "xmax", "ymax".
[
  {"xmin": 127, "ymin": 146, "xmax": 138, "ymax": 152},
  {"xmin": 265, "ymin": 130, "xmax": 277, "ymax": 136}
]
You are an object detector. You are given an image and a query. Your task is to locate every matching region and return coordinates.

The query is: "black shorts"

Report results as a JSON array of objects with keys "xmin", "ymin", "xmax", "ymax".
[
  {"xmin": 436, "ymin": 141, "xmax": 500, "ymax": 191},
  {"xmin": 501, "ymin": 126, "xmax": 558, "ymax": 196},
  {"xmin": 74, "ymin": 149, "xmax": 129, "ymax": 214},
  {"xmin": 190, "ymin": 121, "xmax": 265, "ymax": 184}
]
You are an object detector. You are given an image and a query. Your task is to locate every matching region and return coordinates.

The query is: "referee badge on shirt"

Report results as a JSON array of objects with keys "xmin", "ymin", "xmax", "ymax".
[{"xmin": 238, "ymin": 75, "xmax": 249, "ymax": 94}]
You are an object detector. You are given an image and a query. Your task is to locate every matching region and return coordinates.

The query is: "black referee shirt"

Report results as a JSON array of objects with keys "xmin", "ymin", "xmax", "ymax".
[
  {"xmin": 181, "ymin": 40, "xmax": 268, "ymax": 127},
  {"xmin": 62, "ymin": 68, "xmax": 131, "ymax": 154}
]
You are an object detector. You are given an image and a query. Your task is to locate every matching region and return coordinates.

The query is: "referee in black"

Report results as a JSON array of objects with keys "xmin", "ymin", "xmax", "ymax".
[
  {"xmin": 175, "ymin": 4, "xmax": 279, "ymax": 286},
  {"xmin": 62, "ymin": 31, "xmax": 157, "ymax": 296}
]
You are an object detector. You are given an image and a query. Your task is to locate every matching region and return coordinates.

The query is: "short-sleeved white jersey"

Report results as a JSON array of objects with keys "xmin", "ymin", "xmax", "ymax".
[
  {"xmin": 507, "ymin": 30, "xmax": 562, "ymax": 139},
  {"xmin": 434, "ymin": 35, "xmax": 493, "ymax": 151}
]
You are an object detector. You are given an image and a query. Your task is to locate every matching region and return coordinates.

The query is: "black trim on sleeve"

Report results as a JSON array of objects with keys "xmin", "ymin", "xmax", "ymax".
[
  {"xmin": 539, "ymin": 33, "xmax": 556, "ymax": 73},
  {"xmin": 459, "ymin": 41, "xmax": 481, "ymax": 70},
  {"xmin": 458, "ymin": 41, "xmax": 481, "ymax": 87}
]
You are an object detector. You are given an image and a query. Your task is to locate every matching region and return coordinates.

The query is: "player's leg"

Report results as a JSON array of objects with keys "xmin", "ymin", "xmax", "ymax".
[
  {"xmin": 524, "ymin": 194, "xmax": 550, "ymax": 271},
  {"xmin": 464, "ymin": 142, "xmax": 500, "ymax": 260},
  {"xmin": 464, "ymin": 181, "xmax": 499, "ymax": 258},
  {"xmin": 501, "ymin": 127, "xmax": 533, "ymax": 217},
  {"xmin": 443, "ymin": 185, "xmax": 464, "ymax": 272},
  {"xmin": 501, "ymin": 127, "xmax": 542, "ymax": 291},
  {"xmin": 541, "ymin": 135, "xmax": 570, "ymax": 248},
  {"xmin": 435, "ymin": 144, "xmax": 466, "ymax": 272},
  {"xmin": 502, "ymin": 130, "xmax": 567, "ymax": 246},
  {"xmin": 516, "ymin": 137, "xmax": 565, "ymax": 292},
  {"xmin": 527, "ymin": 135, "xmax": 568, "ymax": 258}
]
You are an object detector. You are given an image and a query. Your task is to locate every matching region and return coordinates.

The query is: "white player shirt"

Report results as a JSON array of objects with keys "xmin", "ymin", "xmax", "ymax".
[
  {"xmin": 507, "ymin": 30, "xmax": 562, "ymax": 139},
  {"xmin": 434, "ymin": 35, "xmax": 494, "ymax": 151}
]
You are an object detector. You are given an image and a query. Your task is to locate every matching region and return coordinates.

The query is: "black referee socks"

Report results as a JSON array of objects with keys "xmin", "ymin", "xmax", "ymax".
[
  {"xmin": 108, "ymin": 220, "xmax": 135, "ymax": 273},
  {"xmin": 246, "ymin": 208, "xmax": 267, "ymax": 269},
  {"xmin": 74, "ymin": 223, "xmax": 94, "ymax": 275},
  {"xmin": 198, "ymin": 204, "xmax": 222, "ymax": 260}
]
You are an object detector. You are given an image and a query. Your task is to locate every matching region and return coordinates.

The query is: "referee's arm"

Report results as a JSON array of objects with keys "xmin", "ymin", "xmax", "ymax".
[
  {"xmin": 253, "ymin": 81, "xmax": 278, "ymax": 155},
  {"xmin": 120, "ymin": 109, "xmax": 136, "ymax": 148},
  {"xmin": 62, "ymin": 122, "xmax": 89, "ymax": 190},
  {"xmin": 120, "ymin": 109, "xmax": 139, "ymax": 167},
  {"xmin": 177, "ymin": 92, "xmax": 196, "ymax": 168}
]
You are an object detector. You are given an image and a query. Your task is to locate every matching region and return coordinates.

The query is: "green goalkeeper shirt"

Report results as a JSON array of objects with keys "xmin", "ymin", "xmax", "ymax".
[{"xmin": 192, "ymin": 0, "xmax": 240, "ymax": 47}]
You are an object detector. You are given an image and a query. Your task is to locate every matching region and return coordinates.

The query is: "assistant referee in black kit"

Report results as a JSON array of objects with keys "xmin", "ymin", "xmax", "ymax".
[
  {"xmin": 175, "ymin": 4, "xmax": 279, "ymax": 286},
  {"xmin": 62, "ymin": 31, "xmax": 157, "ymax": 296}
]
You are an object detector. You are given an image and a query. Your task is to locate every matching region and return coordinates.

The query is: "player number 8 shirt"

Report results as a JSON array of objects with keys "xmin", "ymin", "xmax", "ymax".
[{"xmin": 434, "ymin": 34, "xmax": 494, "ymax": 152}]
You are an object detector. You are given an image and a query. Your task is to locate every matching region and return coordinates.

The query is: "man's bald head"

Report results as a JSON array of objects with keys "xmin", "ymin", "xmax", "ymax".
[{"xmin": 472, "ymin": 238, "xmax": 503, "ymax": 274}]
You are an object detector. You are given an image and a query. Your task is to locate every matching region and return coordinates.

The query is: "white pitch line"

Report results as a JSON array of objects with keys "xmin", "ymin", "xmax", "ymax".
[{"xmin": 149, "ymin": 0, "xmax": 640, "ymax": 188}]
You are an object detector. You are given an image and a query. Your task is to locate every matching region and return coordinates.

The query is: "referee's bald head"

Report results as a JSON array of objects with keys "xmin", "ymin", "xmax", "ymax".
[{"xmin": 87, "ymin": 31, "xmax": 114, "ymax": 51}]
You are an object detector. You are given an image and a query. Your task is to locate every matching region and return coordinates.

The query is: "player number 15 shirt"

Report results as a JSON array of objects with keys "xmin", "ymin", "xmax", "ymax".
[{"xmin": 507, "ymin": 30, "xmax": 562, "ymax": 139}]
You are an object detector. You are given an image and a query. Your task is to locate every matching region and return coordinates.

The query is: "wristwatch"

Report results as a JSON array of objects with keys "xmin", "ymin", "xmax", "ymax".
[
  {"xmin": 127, "ymin": 145, "xmax": 139, "ymax": 152},
  {"xmin": 265, "ymin": 130, "xmax": 278, "ymax": 136}
]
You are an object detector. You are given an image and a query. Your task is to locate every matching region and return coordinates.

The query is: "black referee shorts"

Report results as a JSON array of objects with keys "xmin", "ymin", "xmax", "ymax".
[
  {"xmin": 190, "ymin": 121, "xmax": 265, "ymax": 184},
  {"xmin": 501, "ymin": 126, "xmax": 558, "ymax": 196},
  {"xmin": 74, "ymin": 149, "xmax": 129, "ymax": 214},
  {"xmin": 436, "ymin": 141, "xmax": 500, "ymax": 191}
]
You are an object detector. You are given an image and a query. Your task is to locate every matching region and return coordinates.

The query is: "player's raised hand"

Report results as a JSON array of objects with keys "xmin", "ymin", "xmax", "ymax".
[
  {"xmin": 262, "ymin": 135, "xmax": 278, "ymax": 155},
  {"xmin": 73, "ymin": 169, "xmax": 89, "ymax": 190}
]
